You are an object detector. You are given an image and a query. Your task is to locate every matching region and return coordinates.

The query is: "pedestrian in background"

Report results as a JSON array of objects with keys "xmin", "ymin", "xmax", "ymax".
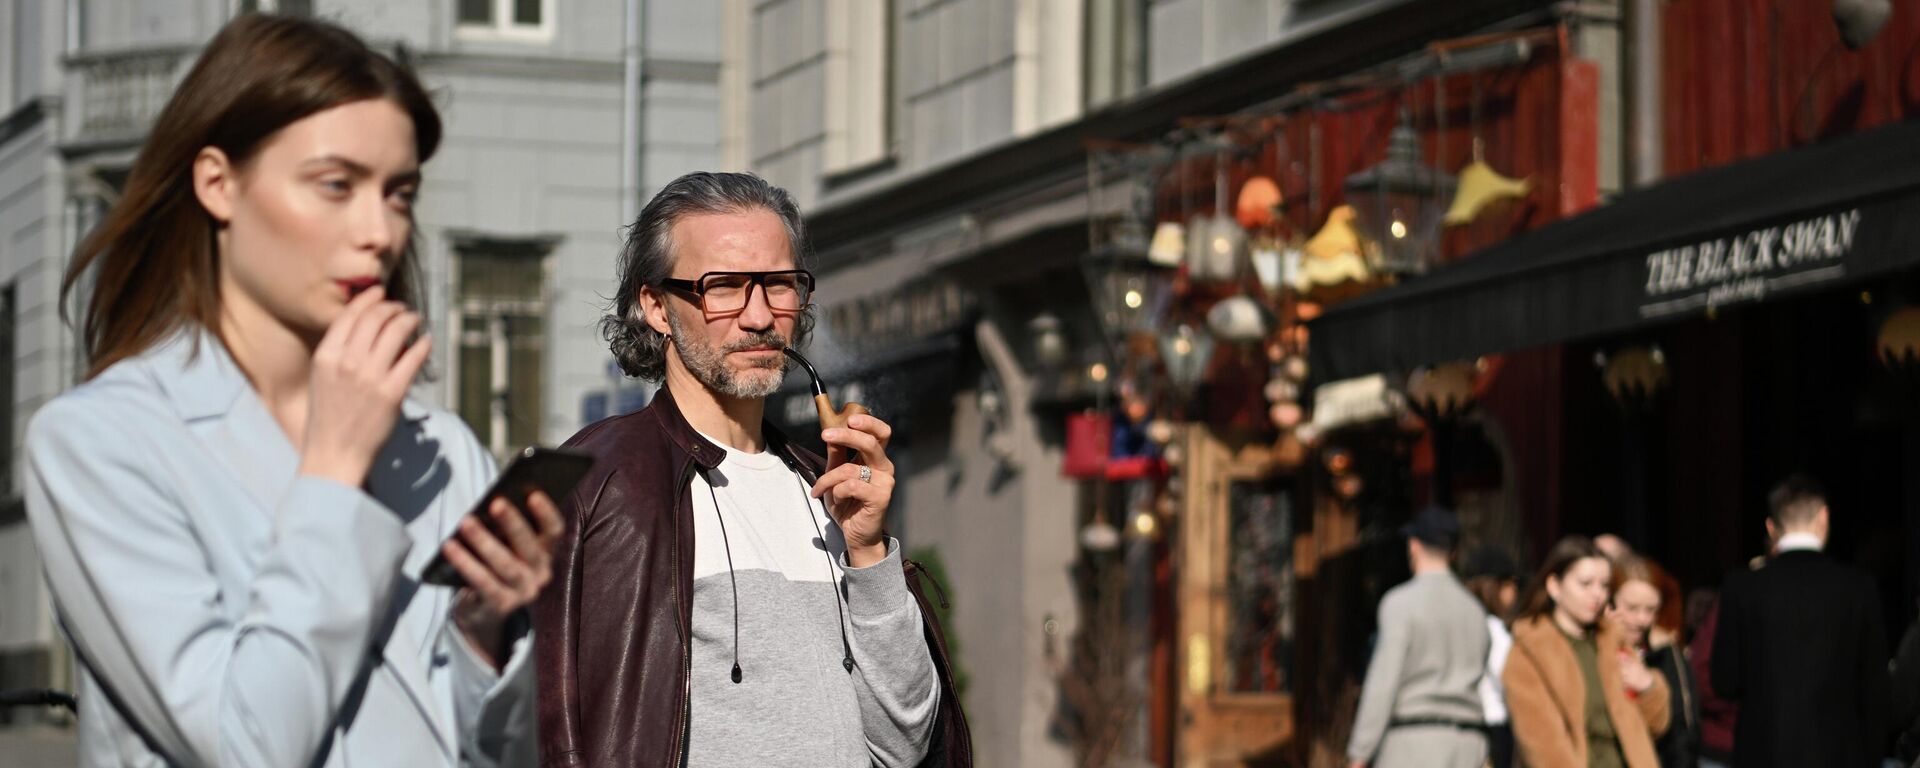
[
  {"xmin": 1505, "ymin": 536, "xmax": 1669, "ymax": 768},
  {"xmin": 1464, "ymin": 546, "xmax": 1521, "ymax": 768},
  {"xmin": 1609, "ymin": 556, "xmax": 1701, "ymax": 767},
  {"xmin": 1711, "ymin": 475, "xmax": 1888, "ymax": 767},
  {"xmin": 1345, "ymin": 506, "xmax": 1491, "ymax": 768},
  {"xmin": 1891, "ymin": 601, "xmax": 1920, "ymax": 767},
  {"xmin": 1685, "ymin": 588, "xmax": 1736, "ymax": 768},
  {"xmin": 1595, "ymin": 534, "xmax": 1683, "ymax": 648}
]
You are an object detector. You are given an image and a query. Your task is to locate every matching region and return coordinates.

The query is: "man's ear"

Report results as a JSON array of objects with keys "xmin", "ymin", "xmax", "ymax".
[
  {"xmin": 1765, "ymin": 517, "xmax": 1780, "ymax": 542},
  {"xmin": 193, "ymin": 147, "xmax": 239, "ymax": 224},
  {"xmin": 638, "ymin": 285, "xmax": 672, "ymax": 337}
]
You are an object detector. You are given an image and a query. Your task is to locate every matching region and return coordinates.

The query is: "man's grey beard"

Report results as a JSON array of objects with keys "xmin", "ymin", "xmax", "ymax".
[{"xmin": 666, "ymin": 310, "xmax": 788, "ymax": 399}]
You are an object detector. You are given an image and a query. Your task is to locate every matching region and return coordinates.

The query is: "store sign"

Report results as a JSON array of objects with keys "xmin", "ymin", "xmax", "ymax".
[
  {"xmin": 825, "ymin": 279, "xmax": 976, "ymax": 349},
  {"xmin": 1640, "ymin": 208, "xmax": 1861, "ymax": 319}
]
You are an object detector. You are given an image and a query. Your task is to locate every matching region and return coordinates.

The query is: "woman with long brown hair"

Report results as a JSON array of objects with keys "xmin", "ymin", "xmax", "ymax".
[
  {"xmin": 24, "ymin": 14, "xmax": 556, "ymax": 766},
  {"xmin": 1503, "ymin": 537, "xmax": 1670, "ymax": 768}
]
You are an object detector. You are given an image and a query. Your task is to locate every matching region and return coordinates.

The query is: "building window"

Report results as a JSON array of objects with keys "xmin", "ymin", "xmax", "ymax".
[
  {"xmin": 1084, "ymin": 0, "xmax": 1144, "ymax": 109},
  {"xmin": 452, "ymin": 235, "xmax": 556, "ymax": 458},
  {"xmin": 457, "ymin": 0, "xmax": 554, "ymax": 41},
  {"xmin": 1014, "ymin": 0, "xmax": 1085, "ymax": 134},
  {"xmin": 822, "ymin": 0, "xmax": 892, "ymax": 175},
  {"xmin": 237, "ymin": 0, "xmax": 313, "ymax": 15}
]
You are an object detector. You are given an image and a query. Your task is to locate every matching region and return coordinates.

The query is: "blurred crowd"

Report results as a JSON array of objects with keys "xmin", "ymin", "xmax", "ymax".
[{"xmin": 1347, "ymin": 475, "xmax": 1920, "ymax": 768}]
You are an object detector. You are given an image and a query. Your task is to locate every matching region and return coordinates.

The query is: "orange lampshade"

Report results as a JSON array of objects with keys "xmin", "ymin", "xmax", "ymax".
[{"xmin": 1236, "ymin": 176, "xmax": 1282, "ymax": 229}]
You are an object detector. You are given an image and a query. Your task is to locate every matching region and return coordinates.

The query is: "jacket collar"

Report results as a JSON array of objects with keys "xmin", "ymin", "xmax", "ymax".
[
  {"xmin": 648, "ymin": 385, "xmax": 725, "ymax": 471},
  {"xmin": 1511, "ymin": 613, "xmax": 1562, "ymax": 649},
  {"xmin": 142, "ymin": 327, "xmax": 428, "ymax": 423},
  {"xmin": 140, "ymin": 329, "xmax": 245, "ymax": 422},
  {"xmin": 650, "ymin": 384, "xmax": 822, "ymax": 479},
  {"xmin": 1513, "ymin": 612, "xmax": 1624, "ymax": 651}
]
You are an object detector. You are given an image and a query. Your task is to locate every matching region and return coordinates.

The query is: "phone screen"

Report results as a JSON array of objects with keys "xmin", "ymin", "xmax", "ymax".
[{"xmin": 420, "ymin": 446, "xmax": 596, "ymax": 588}]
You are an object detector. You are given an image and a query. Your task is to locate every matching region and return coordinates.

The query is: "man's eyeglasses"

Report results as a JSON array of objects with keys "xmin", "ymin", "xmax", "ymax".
[{"xmin": 658, "ymin": 270, "xmax": 815, "ymax": 314}]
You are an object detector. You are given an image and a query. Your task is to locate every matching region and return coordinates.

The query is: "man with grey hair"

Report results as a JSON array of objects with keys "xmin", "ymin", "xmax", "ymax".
[{"xmin": 533, "ymin": 172, "xmax": 969, "ymax": 767}]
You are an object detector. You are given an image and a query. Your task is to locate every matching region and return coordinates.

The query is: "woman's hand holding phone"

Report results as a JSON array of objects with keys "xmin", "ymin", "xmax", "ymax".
[
  {"xmin": 296, "ymin": 285, "xmax": 432, "ymax": 487},
  {"xmin": 442, "ymin": 491, "xmax": 565, "ymax": 669},
  {"xmin": 295, "ymin": 287, "xmax": 569, "ymax": 669},
  {"xmin": 1618, "ymin": 647, "xmax": 1656, "ymax": 694}
]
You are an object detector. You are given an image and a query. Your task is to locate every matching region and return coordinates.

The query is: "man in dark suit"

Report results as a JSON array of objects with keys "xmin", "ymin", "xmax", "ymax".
[{"xmin": 1711, "ymin": 474, "xmax": 1889, "ymax": 767}]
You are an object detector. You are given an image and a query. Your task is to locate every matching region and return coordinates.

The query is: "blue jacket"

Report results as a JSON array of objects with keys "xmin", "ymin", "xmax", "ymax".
[{"xmin": 25, "ymin": 329, "xmax": 536, "ymax": 767}]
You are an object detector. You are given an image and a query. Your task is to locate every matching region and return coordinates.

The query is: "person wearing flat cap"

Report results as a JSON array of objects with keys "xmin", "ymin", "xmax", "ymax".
[{"xmin": 1347, "ymin": 506, "xmax": 1493, "ymax": 768}]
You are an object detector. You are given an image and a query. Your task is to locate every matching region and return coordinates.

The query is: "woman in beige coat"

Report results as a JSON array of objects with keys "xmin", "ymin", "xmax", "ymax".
[{"xmin": 1504, "ymin": 537, "xmax": 1670, "ymax": 768}]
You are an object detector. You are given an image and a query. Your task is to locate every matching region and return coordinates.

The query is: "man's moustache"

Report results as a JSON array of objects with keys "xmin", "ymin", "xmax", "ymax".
[{"xmin": 721, "ymin": 334, "xmax": 788, "ymax": 354}]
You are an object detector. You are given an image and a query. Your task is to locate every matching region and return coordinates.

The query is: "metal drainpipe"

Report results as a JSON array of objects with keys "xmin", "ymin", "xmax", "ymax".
[
  {"xmin": 621, "ymin": 0, "xmax": 646, "ymax": 225},
  {"xmin": 1624, "ymin": 0, "xmax": 1663, "ymax": 188}
]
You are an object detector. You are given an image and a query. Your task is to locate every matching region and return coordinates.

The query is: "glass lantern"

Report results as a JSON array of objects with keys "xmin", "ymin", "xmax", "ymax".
[{"xmin": 1342, "ymin": 118, "xmax": 1455, "ymax": 276}]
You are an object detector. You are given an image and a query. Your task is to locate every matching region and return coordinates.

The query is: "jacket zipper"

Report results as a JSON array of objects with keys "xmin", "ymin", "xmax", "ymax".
[{"xmin": 672, "ymin": 458, "xmax": 696, "ymax": 768}]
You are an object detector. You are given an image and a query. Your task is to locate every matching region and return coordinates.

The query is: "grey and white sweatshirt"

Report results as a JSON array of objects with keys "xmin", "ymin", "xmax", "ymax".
[{"xmin": 686, "ymin": 434, "xmax": 940, "ymax": 767}]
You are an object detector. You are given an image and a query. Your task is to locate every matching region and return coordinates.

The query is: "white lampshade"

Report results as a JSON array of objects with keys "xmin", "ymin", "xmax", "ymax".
[
  {"xmin": 1206, "ymin": 295, "xmax": 1269, "ymax": 343},
  {"xmin": 1148, "ymin": 222, "xmax": 1186, "ymax": 267},
  {"xmin": 1080, "ymin": 516, "xmax": 1121, "ymax": 552},
  {"xmin": 1250, "ymin": 246, "xmax": 1284, "ymax": 292}
]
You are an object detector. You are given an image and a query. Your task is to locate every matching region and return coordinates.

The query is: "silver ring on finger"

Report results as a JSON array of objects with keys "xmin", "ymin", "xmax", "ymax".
[{"xmin": 857, "ymin": 465, "xmax": 873, "ymax": 483}]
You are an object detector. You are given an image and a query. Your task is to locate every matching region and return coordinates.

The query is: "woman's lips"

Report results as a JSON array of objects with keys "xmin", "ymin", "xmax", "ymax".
[{"xmin": 337, "ymin": 277, "xmax": 381, "ymax": 298}]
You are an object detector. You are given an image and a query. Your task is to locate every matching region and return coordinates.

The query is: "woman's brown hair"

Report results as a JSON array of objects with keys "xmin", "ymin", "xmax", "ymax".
[
  {"xmin": 1611, "ymin": 555, "xmax": 1664, "ymax": 597},
  {"xmin": 1516, "ymin": 535, "xmax": 1611, "ymax": 621},
  {"xmin": 1465, "ymin": 575, "xmax": 1513, "ymax": 622},
  {"xmin": 1612, "ymin": 553, "xmax": 1686, "ymax": 640},
  {"xmin": 62, "ymin": 13, "xmax": 442, "ymax": 379}
]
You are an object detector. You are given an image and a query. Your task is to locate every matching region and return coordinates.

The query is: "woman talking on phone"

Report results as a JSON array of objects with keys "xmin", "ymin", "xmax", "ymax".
[{"xmin": 24, "ymin": 14, "xmax": 558, "ymax": 767}]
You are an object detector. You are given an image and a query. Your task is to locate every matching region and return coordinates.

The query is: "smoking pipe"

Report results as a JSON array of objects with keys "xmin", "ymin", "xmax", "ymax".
[{"xmin": 783, "ymin": 347, "xmax": 868, "ymax": 431}]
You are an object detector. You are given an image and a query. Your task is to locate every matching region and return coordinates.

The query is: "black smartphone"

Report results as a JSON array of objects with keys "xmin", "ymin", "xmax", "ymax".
[{"xmin": 421, "ymin": 446, "xmax": 597, "ymax": 588}]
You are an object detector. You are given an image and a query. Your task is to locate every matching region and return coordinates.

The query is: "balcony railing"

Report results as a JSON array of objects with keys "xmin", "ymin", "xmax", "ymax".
[{"xmin": 63, "ymin": 47, "xmax": 194, "ymax": 147}]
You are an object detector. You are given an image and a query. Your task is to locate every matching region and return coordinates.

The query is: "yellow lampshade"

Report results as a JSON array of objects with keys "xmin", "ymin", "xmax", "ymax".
[
  {"xmin": 1305, "ymin": 205, "xmax": 1364, "ymax": 263},
  {"xmin": 1881, "ymin": 307, "xmax": 1920, "ymax": 368},
  {"xmin": 1602, "ymin": 346, "xmax": 1669, "ymax": 402},
  {"xmin": 1296, "ymin": 205, "xmax": 1372, "ymax": 289},
  {"xmin": 1444, "ymin": 159, "xmax": 1531, "ymax": 226},
  {"xmin": 1406, "ymin": 361, "xmax": 1477, "ymax": 420}
]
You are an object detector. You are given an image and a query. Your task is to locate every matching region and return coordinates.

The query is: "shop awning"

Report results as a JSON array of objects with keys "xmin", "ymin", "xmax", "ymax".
[{"xmin": 1309, "ymin": 119, "xmax": 1920, "ymax": 383}]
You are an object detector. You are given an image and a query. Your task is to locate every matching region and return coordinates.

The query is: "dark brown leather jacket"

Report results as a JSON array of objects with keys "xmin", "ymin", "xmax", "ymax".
[{"xmin": 533, "ymin": 385, "xmax": 972, "ymax": 767}]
